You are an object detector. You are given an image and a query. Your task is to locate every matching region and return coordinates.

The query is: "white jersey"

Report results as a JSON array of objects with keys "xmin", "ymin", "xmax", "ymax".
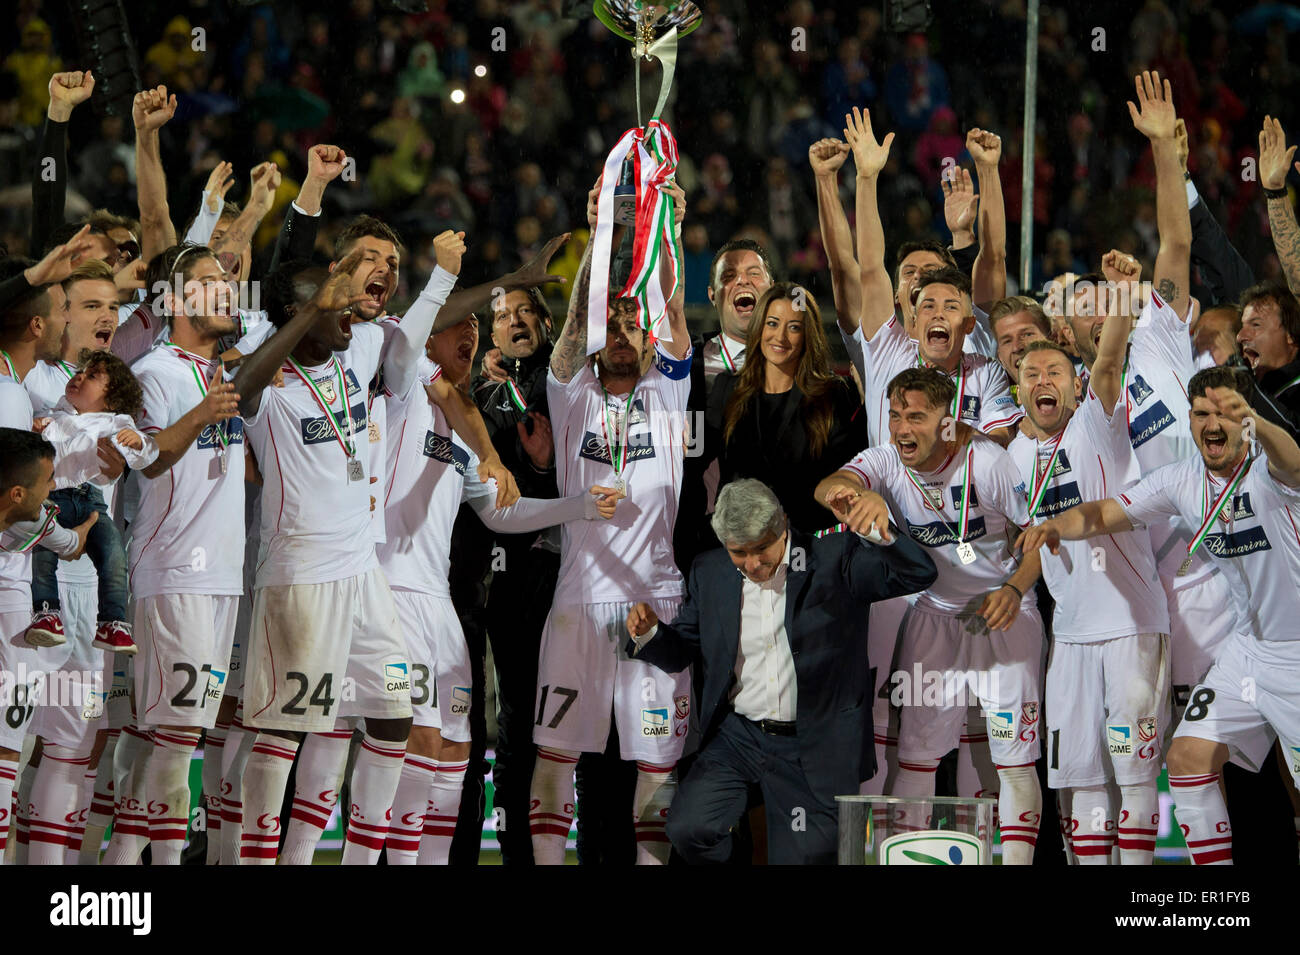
[
  {"xmin": 549, "ymin": 346, "xmax": 692, "ymax": 602},
  {"xmin": 129, "ymin": 342, "xmax": 246, "ymax": 600},
  {"xmin": 1121, "ymin": 290, "xmax": 1211, "ymax": 589},
  {"xmin": 842, "ymin": 437, "xmax": 1036, "ymax": 613},
  {"xmin": 244, "ymin": 323, "xmax": 384, "ymax": 588},
  {"xmin": 845, "ymin": 316, "xmax": 1022, "ymax": 447},
  {"xmin": 25, "ymin": 359, "xmax": 110, "ymax": 586},
  {"xmin": 379, "ymin": 359, "xmax": 469, "ymax": 596},
  {"xmin": 0, "ymin": 373, "xmax": 35, "ymax": 613},
  {"xmin": 1008, "ymin": 387, "xmax": 1169, "ymax": 642},
  {"xmin": 1118, "ymin": 452, "xmax": 1300, "ymax": 646}
]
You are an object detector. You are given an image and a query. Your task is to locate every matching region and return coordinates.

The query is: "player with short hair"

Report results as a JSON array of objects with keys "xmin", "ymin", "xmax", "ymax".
[
  {"xmin": 1008, "ymin": 279, "xmax": 1171, "ymax": 863},
  {"xmin": 987, "ymin": 296, "xmax": 1052, "ymax": 383},
  {"xmin": 529, "ymin": 176, "xmax": 692, "ymax": 866},
  {"xmin": 1017, "ymin": 366, "xmax": 1300, "ymax": 864},
  {"xmin": 816, "ymin": 367, "xmax": 1045, "ymax": 863}
]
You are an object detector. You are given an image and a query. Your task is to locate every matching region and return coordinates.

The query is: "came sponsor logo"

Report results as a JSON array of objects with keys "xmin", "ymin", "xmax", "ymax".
[
  {"xmin": 451, "ymin": 685, "xmax": 471, "ymax": 715},
  {"xmin": 1107, "ymin": 723, "xmax": 1134, "ymax": 757},
  {"xmin": 384, "ymin": 662, "xmax": 411, "ymax": 693},
  {"xmin": 205, "ymin": 668, "xmax": 226, "ymax": 705},
  {"xmin": 988, "ymin": 710, "xmax": 1016, "ymax": 742},
  {"xmin": 642, "ymin": 707, "xmax": 669, "ymax": 737}
]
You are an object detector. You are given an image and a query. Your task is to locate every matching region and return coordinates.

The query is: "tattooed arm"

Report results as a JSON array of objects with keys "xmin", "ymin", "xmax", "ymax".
[
  {"xmin": 1129, "ymin": 70, "xmax": 1190, "ymax": 319},
  {"xmin": 1259, "ymin": 115, "xmax": 1300, "ymax": 295},
  {"xmin": 551, "ymin": 179, "xmax": 605, "ymax": 384}
]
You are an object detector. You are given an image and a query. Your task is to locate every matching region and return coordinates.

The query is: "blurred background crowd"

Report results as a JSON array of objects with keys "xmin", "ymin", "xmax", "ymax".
[{"xmin": 2, "ymin": 0, "xmax": 1299, "ymax": 319}]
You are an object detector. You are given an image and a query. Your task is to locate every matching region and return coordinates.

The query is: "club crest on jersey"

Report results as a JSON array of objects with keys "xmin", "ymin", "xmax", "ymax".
[
  {"xmin": 198, "ymin": 416, "xmax": 244, "ymax": 450},
  {"xmin": 422, "ymin": 430, "xmax": 470, "ymax": 474},
  {"xmin": 300, "ymin": 404, "xmax": 365, "ymax": 446},
  {"xmin": 1137, "ymin": 716, "xmax": 1157, "ymax": 742},
  {"xmin": 1107, "ymin": 723, "xmax": 1134, "ymax": 757},
  {"xmin": 451, "ymin": 685, "xmax": 471, "ymax": 715},
  {"xmin": 642, "ymin": 707, "xmax": 669, "ymax": 737},
  {"xmin": 988, "ymin": 711, "xmax": 1016, "ymax": 742},
  {"xmin": 674, "ymin": 695, "xmax": 690, "ymax": 720},
  {"xmin": 384, "ymin": 662, "xmax": 411, "ymax": 693},
  {"xmin": 1021, "ymin": 702, "xmax": 1039, "ymax": 725}
]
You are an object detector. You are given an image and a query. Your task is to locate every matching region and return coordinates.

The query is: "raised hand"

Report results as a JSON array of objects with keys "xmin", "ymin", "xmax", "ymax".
[
  {"xmin": 133, "ymin": 85, "xmax": 177, "ymax": 132},
  {"xmin": 1101, "ymin": 248, "xmax": 1141, "ymax": 286},
  {"xmin": 246, "ymin": 161, "xmax": 282, "ymax": 215},
  {"xmin": 662, "ymin": 179, "xmax": 687, "ymax": 228},
  {"xmin": 1203, "ymin": 385, "xmax": 1255, "ymax": 427},
  {"xmin": 307, "ymin": 144, "xmax": 348, "ymax": 183},
  {"xmin": 1175, "ymin": 118, "xmax": 1190, "ymax": 175},
  {"xmin": 511, "ymin": 232, "xmax": 570, "ymax": 288},
  {"xmin": 1127, "ymin": 70, "xmax": 1177, "ymax": 142},
  {"xmin": 1259, "ymin": 115, "xmax": 1296, "ymax": 192},
  {"xmin": 966, "ymin": 128, "xmax": 1003, "ymax": 166},
  {"xmin": 808, "ymin": 137, "xmax": 851, "ymax": 177},
  {"xmin": 843, "ymin": 107, "xmax": 894, "ymax": 179},
  {"xmin": 586, "ymin": 176, "xmax": 602, "ymax": 229},
  {"xmin": 825, "ymin": 485, "xmax": 893, "ymax": 542},
  {"xmin": 588, "ymin": 484, "xmax": 621, "ymax": 519},
  {"xmin": 942, "ymin": 166, "xmax": 979, "ymax": 236},
  {"xmin": 204, "ymin": 161, "xmax": 236, "ymax": 213},
  {"xmin": 48, "ymin": 70, "xmax": 95, "ymax": 121},
  {"xmin": 626, "ymin": 602, "xmax": 658, "ymax": 638},
  {"xmin": 518, "ymin": 411, "xmax": 553, "ymax": 470},
  {"xmin": 313, "ymin": 248, "xmax": 370, "ymax": 312},
  {"xmin": 433, "ymin": 229, "xmax": 467, "ymax": 276},
  {"xmin": 24, "ymin": 224, "xmax": 95, "ymax": 285},
  {"xmin": 197, "ymin": 361, "xmax": 240, "ymax": 425}
]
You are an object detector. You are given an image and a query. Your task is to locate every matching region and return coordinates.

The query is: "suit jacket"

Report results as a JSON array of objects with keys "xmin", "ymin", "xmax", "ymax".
[{"xmin": 630, "ymin": 528, "xmax": 937, "ymax": 803}]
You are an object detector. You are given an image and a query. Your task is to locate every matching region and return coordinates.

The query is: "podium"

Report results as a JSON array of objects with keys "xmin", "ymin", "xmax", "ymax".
[{"xmin": 836, "ymin": 795, "xmax": 997, "ymax": 865}]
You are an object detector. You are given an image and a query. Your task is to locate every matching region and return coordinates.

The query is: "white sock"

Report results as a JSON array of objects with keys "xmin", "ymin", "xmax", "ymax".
[
  {"xmin": 1116, "ymin": 781, "xmax": 1158, "ymax": 864},
  {"xmin": 144, "ymin": 729, "xmax": 201, "ymax": 865},
  {"xmin": 0, "ymin": 755, "xmax": 16, "ymax": 865},
  {"xmin": 995, "ymin": 763, "xmax": 1041, "ymax": 865},
  {"xmin": 891, "ymin": 758, "xmax": 940, "ymax": 797},
  {"xmin": 80, "ymin": 729, "xmax": 118, "ymax": 864},
  {"xmin": 102, "ymin": 726, "xmax": 154, "ymax": 865},
  {"xmin": 65, "ymin": 768, "xmax": 96, "ymax": 864},
  {"xmin": 219, "ymin": 706, "xmax": 255, "ymax": 865},
  {"xmin": 28, "ymin": 742, "xmax": 93, "ymax": 864},
  {"xmin": 201, "ymin": 723, "xmax": 228, "ymax": 864},
  {"xmin": 530, "ymin": 747, "xmax": 577, "ymax": 865},
  {"xmin": 388, "ymin": 754, "xmax": 438, "ymax": 865},
  {"xmin": 633, "ymin": 761, "xmax": 676, "ymax": 865},
  {"xmin": 340, "ymin": 734, "xmax": 406, "ymax": 865},
  {"xmin": 13, "ymin": 748, "xmax": 37, "ymax": 865},
  {"xmin": 417, "ymin": 757, "xmax": 467, "ymax": 865},
  {"xmin": 1056, "ymin": 788, "xmax": 1076, "ymax": 864},
  {"xmin": 1070, "ymin": 785, "xmax": 1114, "ymax": 864},
  {"xmin": 239, "ymin": 735, "xmax": 299, "ymax": 864},
  {"xmin": 280, "ymin": 731, "xmax": 351, "ymax": 866},
  {"xmin": 957, "ymin": 732, "xmax": 999, "ymax": 799},
  {"xmin": 1169, "ymin": 773, "xmax": 1232, "ymax": 865}
]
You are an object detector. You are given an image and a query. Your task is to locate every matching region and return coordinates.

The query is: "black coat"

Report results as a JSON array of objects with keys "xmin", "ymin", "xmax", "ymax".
[
  {"xmin": 630, "ymin": 528, "xmax": 938, "ymax": 801},
  {"xmin": 706, "ymin": 372, "xmax": 868, "ymax": 533}
]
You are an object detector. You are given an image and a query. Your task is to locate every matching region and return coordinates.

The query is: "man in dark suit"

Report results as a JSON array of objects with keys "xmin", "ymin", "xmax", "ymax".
[{"xmin": 625, "ymin": 478, "xmax": 937, "ymax": 864}]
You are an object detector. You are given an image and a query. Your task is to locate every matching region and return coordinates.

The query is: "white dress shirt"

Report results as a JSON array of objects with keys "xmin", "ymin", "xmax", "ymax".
[
  {"xmin": 729, "ymin": 535, "xmax": 797, "ymax": 722},
  {"xmin": 702, "ymin": 332, "xmax": 747, "ymax": 385}
]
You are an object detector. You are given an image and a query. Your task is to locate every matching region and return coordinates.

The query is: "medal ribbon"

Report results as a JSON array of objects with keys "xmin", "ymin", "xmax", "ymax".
[
  {"xmin": 505, "ymin": 378, "xmax": 528, "ymax": 413},
  {"xmin": 1027, "ymin": 430, "xmax": 1065, "ymax": 520},
  {"xmin": 0, "ymin": 349, "xmax": 15, "ymax": 379},
  {"xmin": 11, "ymin": 502, "xmax": 60, "ymax": 554},
  {"xmin": 718, "ymin": 335, "xmax": 738, "ymax": 374},
  {"xmin": 287, "ymin": 357, "xmax": 356, "ymax": 460},
  {"xmin": 1187, "ymin": 453, "xmax": 1252, "ymax": 560},
  {"xmin": 903, "ymin": 445, "xmax": 974, "ymax": 543},
  {"xmin": 600, "ymin": 381, "xmax": 638, "ymax": 479},
  {"xmin": 167, "ymin": 342, "xmax": 228, "ymax": 453}
]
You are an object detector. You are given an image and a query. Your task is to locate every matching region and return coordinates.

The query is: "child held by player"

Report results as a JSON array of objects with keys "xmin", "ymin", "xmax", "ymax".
[{"xmin": 26, "ymin": 350, "xmax": 158, "ymax": 654}]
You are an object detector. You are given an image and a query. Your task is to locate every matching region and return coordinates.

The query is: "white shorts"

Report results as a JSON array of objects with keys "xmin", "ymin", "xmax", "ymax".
[
  {"xmin": 534, "ymin": 598, "xmax": 690, "ymax": 764},
  {"xmin": 227, "ymin": 628, "xmax": 245, "ymax": 701},
  {"xmin": 30, "ymin": 580, "xmax": 106, "ymax": 746},
  {"xmin": 246, "ymin": 568, "xmax": 412, "ymax": 733},
  {"xmin": 135, "ymin": 593, "xmax": 238, "ymax": 729},
  {"xmin": 1165, "ymin": 574, "xmax": 1235, "ymax": 726},
  {"xmin": 869, "ymin": 596, "xmax": 910, "ymax": 736},
  {"xmin": 0, "ymin": 611, "xmax": 41, "ymax": 752},
  {"xmin": 1172, "ymin": 636, "xmax": 1300, "ymax": 779},
  {"xmin": 1045, "ymin": 633, "xmax": 1170, "ymax": 788},
  {"xmin": 394, "ymin": 590, "xmax": 471, "ymax": 741},
  {"xmin": 895, "ymin": 604, "xmax": 1044, "ymax": 767}
]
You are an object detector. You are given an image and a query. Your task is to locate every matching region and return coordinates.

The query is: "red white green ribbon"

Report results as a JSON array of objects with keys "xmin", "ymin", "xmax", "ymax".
[
  {"xmin": 287, "ymin": 356, "xmax": 356, "ymax": 461},
  {"xmin": 1027, "ymin": 430, "xmax": 1065, "ymax": 520},
  {"xmin": 1188, "ymin": 453, "xmax": 1252, "ymax": 560},
  {"xmin": 904, "ymin": 445, "xmax": 974, "ymax": 543},
  {"xmin": 600, "ymin": 380, "xmax": 638, "ymax": 479},
  {"xmin": 586, "ymin": 119, "xmax": 683, "ymax": 356},
  {"xmin": 0, "ymin": 349, "xmax": 15, "ymax": 379},
  {"xmin": 718, "ymin": 335, "xmax": 739, "ymax": 373},
  {"xmin": 504, "ymin": 378, "xmax": 528, "ymax": 413},
  {"xmin": 167, "ymin": 342, "xmax": 228, "ymax": 453},
  {"xmin": 12, "ymin": 502, "xmax": 60, "ymax": 554}
]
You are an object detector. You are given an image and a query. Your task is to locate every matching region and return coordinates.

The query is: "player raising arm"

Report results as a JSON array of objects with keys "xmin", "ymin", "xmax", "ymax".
[{"xmin": 1017, "ymin": 368, "xmax": 1300, "ymax": 864}]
